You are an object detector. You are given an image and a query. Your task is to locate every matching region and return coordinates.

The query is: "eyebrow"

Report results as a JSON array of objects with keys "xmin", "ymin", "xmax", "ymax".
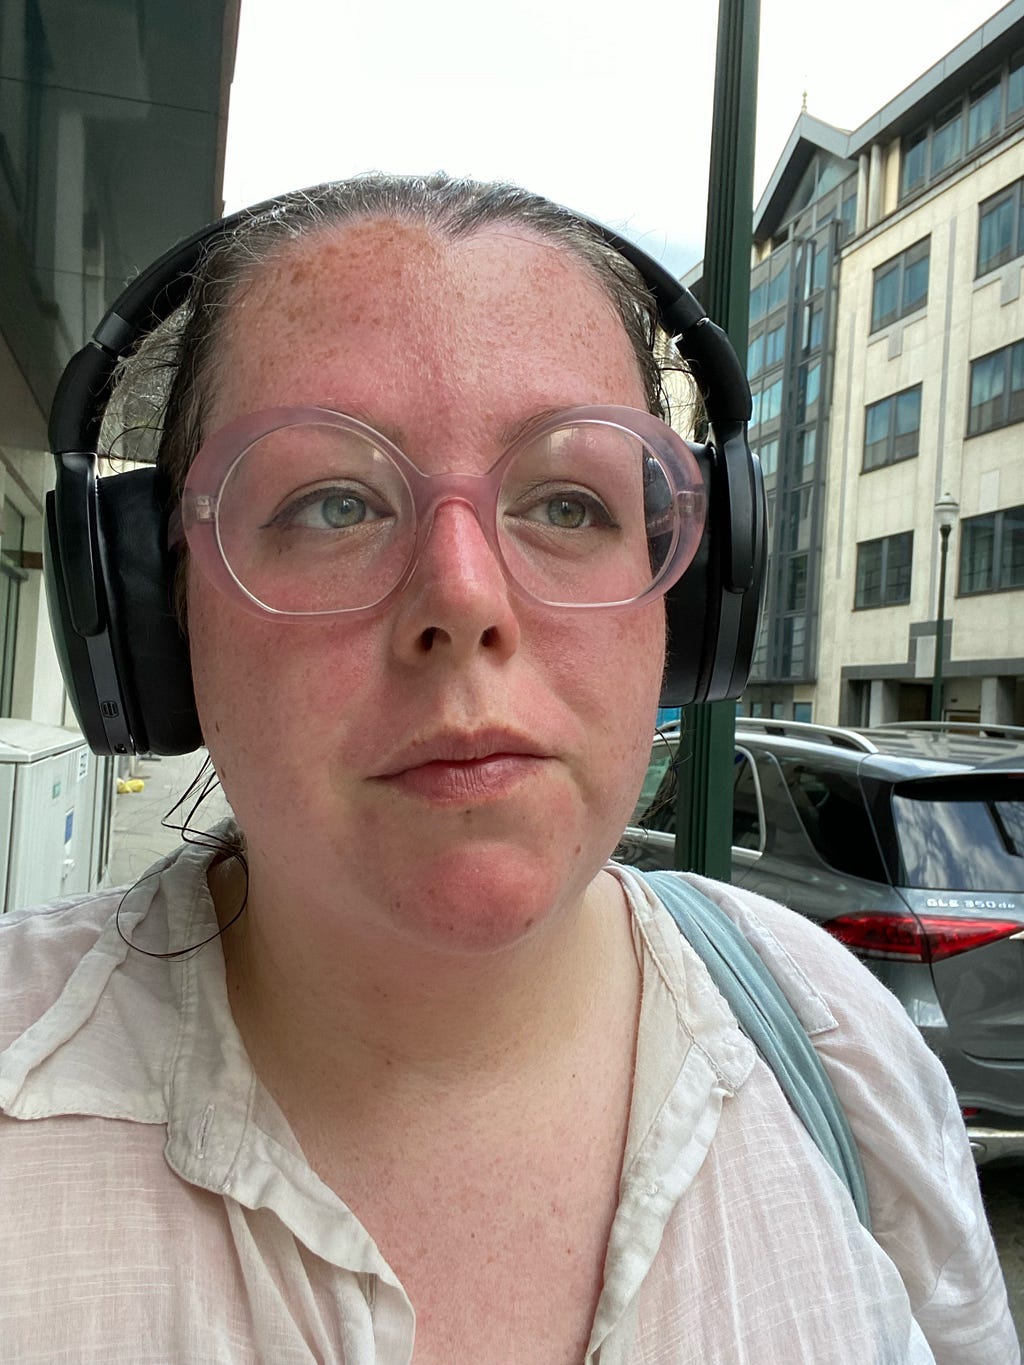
[{"xmin": 312, "ymin": 403, "xmax": 567, "ymax": 454}]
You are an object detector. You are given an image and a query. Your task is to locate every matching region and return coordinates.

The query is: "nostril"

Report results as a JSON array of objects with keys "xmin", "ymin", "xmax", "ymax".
[{"xmin": 416, "ymin": 624, "xmax": 501, "ymax": 653}]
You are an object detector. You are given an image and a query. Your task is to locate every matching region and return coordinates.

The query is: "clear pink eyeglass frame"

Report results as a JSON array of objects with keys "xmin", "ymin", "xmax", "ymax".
[{"xmin": 168, "ymin": 403, "xmax": 708, "ymax": 620}]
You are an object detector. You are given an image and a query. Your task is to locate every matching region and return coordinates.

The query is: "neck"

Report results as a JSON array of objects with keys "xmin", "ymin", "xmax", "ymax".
[{"xmin": 211, "ymin": 855, "xmax": 637, "ymax": 1110}]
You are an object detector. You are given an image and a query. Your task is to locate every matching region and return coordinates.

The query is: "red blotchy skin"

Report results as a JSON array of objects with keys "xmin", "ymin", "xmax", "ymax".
[{"xmin": 190, "ymin": 218, "xmax": 665, "ymax": 956}]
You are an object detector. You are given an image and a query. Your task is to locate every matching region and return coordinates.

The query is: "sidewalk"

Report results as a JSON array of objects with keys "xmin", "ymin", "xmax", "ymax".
[{"xmin": 106, "ymin": 750, "xmax": 233, "ymax": 887}]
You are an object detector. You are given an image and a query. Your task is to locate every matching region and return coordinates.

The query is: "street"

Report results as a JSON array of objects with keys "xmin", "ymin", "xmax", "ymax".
[{"xmin": 982, "ymin": 1167, "xmax": 1024, "ymax": 1339}]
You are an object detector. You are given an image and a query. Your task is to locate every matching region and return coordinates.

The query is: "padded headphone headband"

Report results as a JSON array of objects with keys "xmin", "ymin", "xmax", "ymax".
[{"xmin": 45, "ymin": 192, "xmax": 766, "ymax": 755}]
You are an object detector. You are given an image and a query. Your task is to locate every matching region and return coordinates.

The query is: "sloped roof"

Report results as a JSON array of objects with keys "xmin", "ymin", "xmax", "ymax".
[{"xmin": 752, "ymin": 115, "xmax": 853, "ymax": 244}]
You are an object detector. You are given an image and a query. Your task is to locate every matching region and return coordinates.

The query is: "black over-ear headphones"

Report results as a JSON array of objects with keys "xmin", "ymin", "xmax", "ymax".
[{"xmin": 44, "ymin": 194, "xmax": 767, "ymax": 756}]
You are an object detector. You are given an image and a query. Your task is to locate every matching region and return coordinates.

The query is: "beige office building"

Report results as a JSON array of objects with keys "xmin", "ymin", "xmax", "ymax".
[{"xmin": 732, "ymin": 2, "xmax": 1024, "ymax": 726}]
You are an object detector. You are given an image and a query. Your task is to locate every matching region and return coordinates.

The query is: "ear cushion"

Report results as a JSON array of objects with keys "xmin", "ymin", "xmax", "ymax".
[
  {"xmin": 97, "ymin": 467, "xmax": 202, "ymax": 754},
  {"xmin": 44, "ymin": 493, "xmax": 117, "ymax": 752},
  {"xmin": 661, "ymin": 436, "xmax": 766, "ymax": 706},
  {"xmin": 661, "ymin": 441, "xmax": 714, "ymax": 706}
]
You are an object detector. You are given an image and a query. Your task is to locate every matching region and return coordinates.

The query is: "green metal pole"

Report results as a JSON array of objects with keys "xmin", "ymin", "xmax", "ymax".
[{"xmin": 673, "ymin": 0, "xmax": 760, "ymax": 879}]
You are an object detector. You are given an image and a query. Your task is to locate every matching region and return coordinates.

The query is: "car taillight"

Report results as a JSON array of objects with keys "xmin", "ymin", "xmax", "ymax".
[{"xmin": 825, "ymin": 913, "xmax": 1021, "ymax": 963}]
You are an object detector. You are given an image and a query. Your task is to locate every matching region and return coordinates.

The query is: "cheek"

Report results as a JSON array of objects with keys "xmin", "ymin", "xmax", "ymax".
[
  {"xmin": 187, "ymin": 571, "xmax": 380, "ymax": 759},
  {"xmin": 542, "ymin": 602, "xmax": 664, "ymax": 792}
]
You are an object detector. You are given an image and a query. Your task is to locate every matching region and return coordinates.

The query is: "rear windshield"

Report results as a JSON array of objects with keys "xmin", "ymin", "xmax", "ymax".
[{"xmin": 891, "ymin": 780, "xmax": 1024, "ymax": 890}]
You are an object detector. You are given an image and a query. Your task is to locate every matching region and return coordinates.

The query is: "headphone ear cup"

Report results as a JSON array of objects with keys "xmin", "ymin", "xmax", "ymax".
[
  {"xmin": 44, "ymin": 493, "xmax": 120, "ymax": 753},
  {"xmin": 98, "ymin": 467, "xmax": 202, "ymax": 755},
  {"xmin": 661, "ymin": 436, "xmax": 767, "ymax": 705},
  {"xmin": 661, "ymin": 445, "xmax": 714, "ymax": 705}
]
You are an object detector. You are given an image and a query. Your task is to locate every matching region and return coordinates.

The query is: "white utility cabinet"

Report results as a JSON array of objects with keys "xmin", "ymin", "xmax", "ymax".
[{"xmin": 0, "ymin": 720, "xmax": 113, "ymax": 913}]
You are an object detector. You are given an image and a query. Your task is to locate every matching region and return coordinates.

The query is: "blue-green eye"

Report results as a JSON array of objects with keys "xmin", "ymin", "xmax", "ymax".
[
  {"xmin": 513, "ymin": 487, "xmax": 616, "ymax": 531},
  {"xmin": 545, "ymin": 496, "xmax": 588, "ymax": 529},
  {"xmin": 313, "ymin": 493, "xmax": 369, "ymax": 528},
  {"xmin": 268, "ymin": 486, "xmax": 388, "ymax": 531}
]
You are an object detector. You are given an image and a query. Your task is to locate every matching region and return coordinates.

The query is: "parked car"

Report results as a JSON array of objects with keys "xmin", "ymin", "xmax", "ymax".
[{"xmin": 615, "ymin": 719, "xmax": 1024, "ymax": 1164}]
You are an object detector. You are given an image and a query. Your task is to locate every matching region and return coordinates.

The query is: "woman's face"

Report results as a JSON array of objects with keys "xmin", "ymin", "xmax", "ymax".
[{"xmin": 189, "ymin": 217, "xmax": 666, "ymax": 953}]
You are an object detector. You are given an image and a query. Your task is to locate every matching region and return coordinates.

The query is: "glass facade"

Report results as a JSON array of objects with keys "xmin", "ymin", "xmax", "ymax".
[
  {"xmin": 0, "ymin": 0, "xmax": 233, "ymax": 415},
  {"xmin": 744, "ymin": 163, "xmax": 854, "ymax": 698}
]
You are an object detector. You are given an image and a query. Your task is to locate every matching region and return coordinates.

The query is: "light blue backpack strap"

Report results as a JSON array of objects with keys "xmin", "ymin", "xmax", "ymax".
[{"xmin": 642, "ymin": 871, "xmax": 872, "ymax": 1232}]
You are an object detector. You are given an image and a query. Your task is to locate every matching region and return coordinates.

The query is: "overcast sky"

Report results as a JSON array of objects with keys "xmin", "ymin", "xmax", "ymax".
[{"xmin": 223, "ymin": 0, "xmax": 1006, "ymax": 276}]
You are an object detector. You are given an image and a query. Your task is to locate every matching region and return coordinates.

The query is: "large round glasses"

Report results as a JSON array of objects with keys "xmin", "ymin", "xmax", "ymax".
[{"xmin": 172, "ymin": 405, "xmax": 707, "ymax": 618}]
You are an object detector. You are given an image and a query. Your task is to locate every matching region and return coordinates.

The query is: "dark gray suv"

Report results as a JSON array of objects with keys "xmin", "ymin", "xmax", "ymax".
[{"xmin": 615, "ymin": 719, "xmax": 1024, "ymax": 1164}]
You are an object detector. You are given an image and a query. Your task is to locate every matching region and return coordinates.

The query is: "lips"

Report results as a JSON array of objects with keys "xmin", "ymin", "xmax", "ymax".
[{"xmin": 371, "ymin": 728, "xmax": 552, "ymax": 802}]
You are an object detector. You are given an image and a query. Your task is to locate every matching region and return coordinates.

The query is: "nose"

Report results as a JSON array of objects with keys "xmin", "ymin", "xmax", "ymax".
[{"xmin": 389, "ymin": 499, "xmax": 521, "ymax": 666}]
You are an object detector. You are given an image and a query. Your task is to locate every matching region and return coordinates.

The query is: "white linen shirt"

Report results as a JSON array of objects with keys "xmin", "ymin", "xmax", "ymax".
[{"xmin": 0, "ymin": 832, "xmax": 1017, "ymax": 1364}]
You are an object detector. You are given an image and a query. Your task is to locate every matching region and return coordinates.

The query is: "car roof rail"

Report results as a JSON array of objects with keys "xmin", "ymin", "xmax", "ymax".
[
  {"xmin": 734, "ymin": 717, "xmax": 879, "ymax": 753},
  {"xmin": 863, "ymin": 721, "xmax": 1024, "ymax": 762},
  {"xmin": 870, "ymin": 721, "xmax": 1024, "ymax": 742}
]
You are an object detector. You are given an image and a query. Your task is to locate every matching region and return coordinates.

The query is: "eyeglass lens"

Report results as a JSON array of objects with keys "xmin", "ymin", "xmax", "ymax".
[{"xmin": 214, "ymin": 419, "xmax": 693, "ymax": 613}]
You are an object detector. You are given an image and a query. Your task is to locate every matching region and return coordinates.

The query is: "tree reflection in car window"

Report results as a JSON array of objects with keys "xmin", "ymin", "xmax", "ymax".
[
  {"xmin": 631, "ymin": 739, "xmax": 679, "ymax": 832},
  {"xmin": 892, "ymin": 790, "xmax": 1024, "ymax": 891}
]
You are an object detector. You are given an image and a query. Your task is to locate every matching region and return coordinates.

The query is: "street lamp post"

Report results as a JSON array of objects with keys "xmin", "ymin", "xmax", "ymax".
[{"xmin": 931, "ymin": 493, "xmax": 959, "ymax": 723}]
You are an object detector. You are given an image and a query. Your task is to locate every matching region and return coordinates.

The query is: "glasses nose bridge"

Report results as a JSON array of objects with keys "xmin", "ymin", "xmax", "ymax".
[{"xmin": 413, "ymin": 466, "xmax": 501, "ymax": 541}]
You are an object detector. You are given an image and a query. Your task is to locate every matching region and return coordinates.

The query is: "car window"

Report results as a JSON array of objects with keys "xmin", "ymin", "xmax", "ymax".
[
  {"xmin": 891, "ymin": 785, "xmax": 1024, "ymax": 891},
  {"xmin": 732, "ymin": 749, "xmax": 762, "ymax": 850},
  {"xmin": 776, "ymin": 757, "xmax": 888, "ymax": 882},
  {"xmin": 630, "ymin": 741, "xmax": 677, "ymax": 826}
]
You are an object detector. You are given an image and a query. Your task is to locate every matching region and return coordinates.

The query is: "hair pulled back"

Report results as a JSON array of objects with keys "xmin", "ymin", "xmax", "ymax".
[{"xmin": 152, "ymin": 172, "xmax": 671, "ymax": 502}]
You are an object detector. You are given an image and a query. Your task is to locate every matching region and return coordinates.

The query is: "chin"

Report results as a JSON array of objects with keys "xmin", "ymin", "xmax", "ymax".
[{"xmin": 377, "ymin": 840, "xmax": 599, "ymax": 957}]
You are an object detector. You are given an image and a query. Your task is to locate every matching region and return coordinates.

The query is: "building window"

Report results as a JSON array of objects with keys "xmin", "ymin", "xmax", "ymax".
[
  {"xmin": 782, "ymin": 486, "xmax": 813, "ymax": 554},
  {"xmin": 780, "ymin": 615, "xmax": 807, "ymax": 676},
  {"xmin": 959, "ymin": 505, "xmax": 1024, "ymax": 595},
  {"xmin": 793, "ymin": 702, "xmax": 813, "ymax": 723},
  {"xmin": 978, "ymin": 180, "xmax": 1024, "ymax": 276},
  {"xmin": 797, "ymin": 361, "xmax": 820, "ymax": 422},
  {"xmin": 900, "ymin": 54, "xmax": 1024, "ymax": 202},
  {"xmin": 748, "ymin": 331, "xmax": 764, "ymax": 377},
  {"xmin": 871, "ymin": 239, "xmax": 929, "ymax": 331},
  {"xmin": 752, "ymin": 377, "xmax": 783, "ymax": 430},
  {"xmin": 855, "ymin": 532, "xmax": 913, "ymax": 609},
  {"xmin": 802, "ymin": 301, "xmax": 823, "ymax": 354},
  {"xmin": 901, "ymin": 128, "xmax": 927, "ymax": 197},
  {"xmin": 839, "ymin": 190, "xmax": 857, "ymax": 242},
  {"xmin": 863, "ymin": 385, "xmax": 922, "ymax": 470},
  {"xmin": 757, "ymin": 437, "xmax": 778, "ymax": 483},
  {"xmin": 931, "ymin": 101, "xmax": 963, "ymax": 176},
  {"xmin": 785, "ymin": 553, "xmax": 808, "ymax": 612},
  {"xmin": 766, "ymin": 261, "xmax": 790, "ymax": 314},
  {"xmin": 1010, "ymin": 51, "xmax": 1024, "ymax": 116},
  {"xmin": 748, "ymin": 321, "xmax": 785, "ymax": 379},
  {"xmin": 968, "ymin": 75, "xmax": 1001, "ymax": 151},
  {"xmin": 749, "ymin": 277, "xmax": 767, "ymax": 325},
  {"xmin": 797, "ymin": 428, "xmax": 816, "ymax": 480},
  {"xmin": 968, "ymin": 339, "xmax": 1024, "ymax": 436},
  {"xmin": 764, "ymin": 321, "xmax": 786, "ymax": 369}
]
